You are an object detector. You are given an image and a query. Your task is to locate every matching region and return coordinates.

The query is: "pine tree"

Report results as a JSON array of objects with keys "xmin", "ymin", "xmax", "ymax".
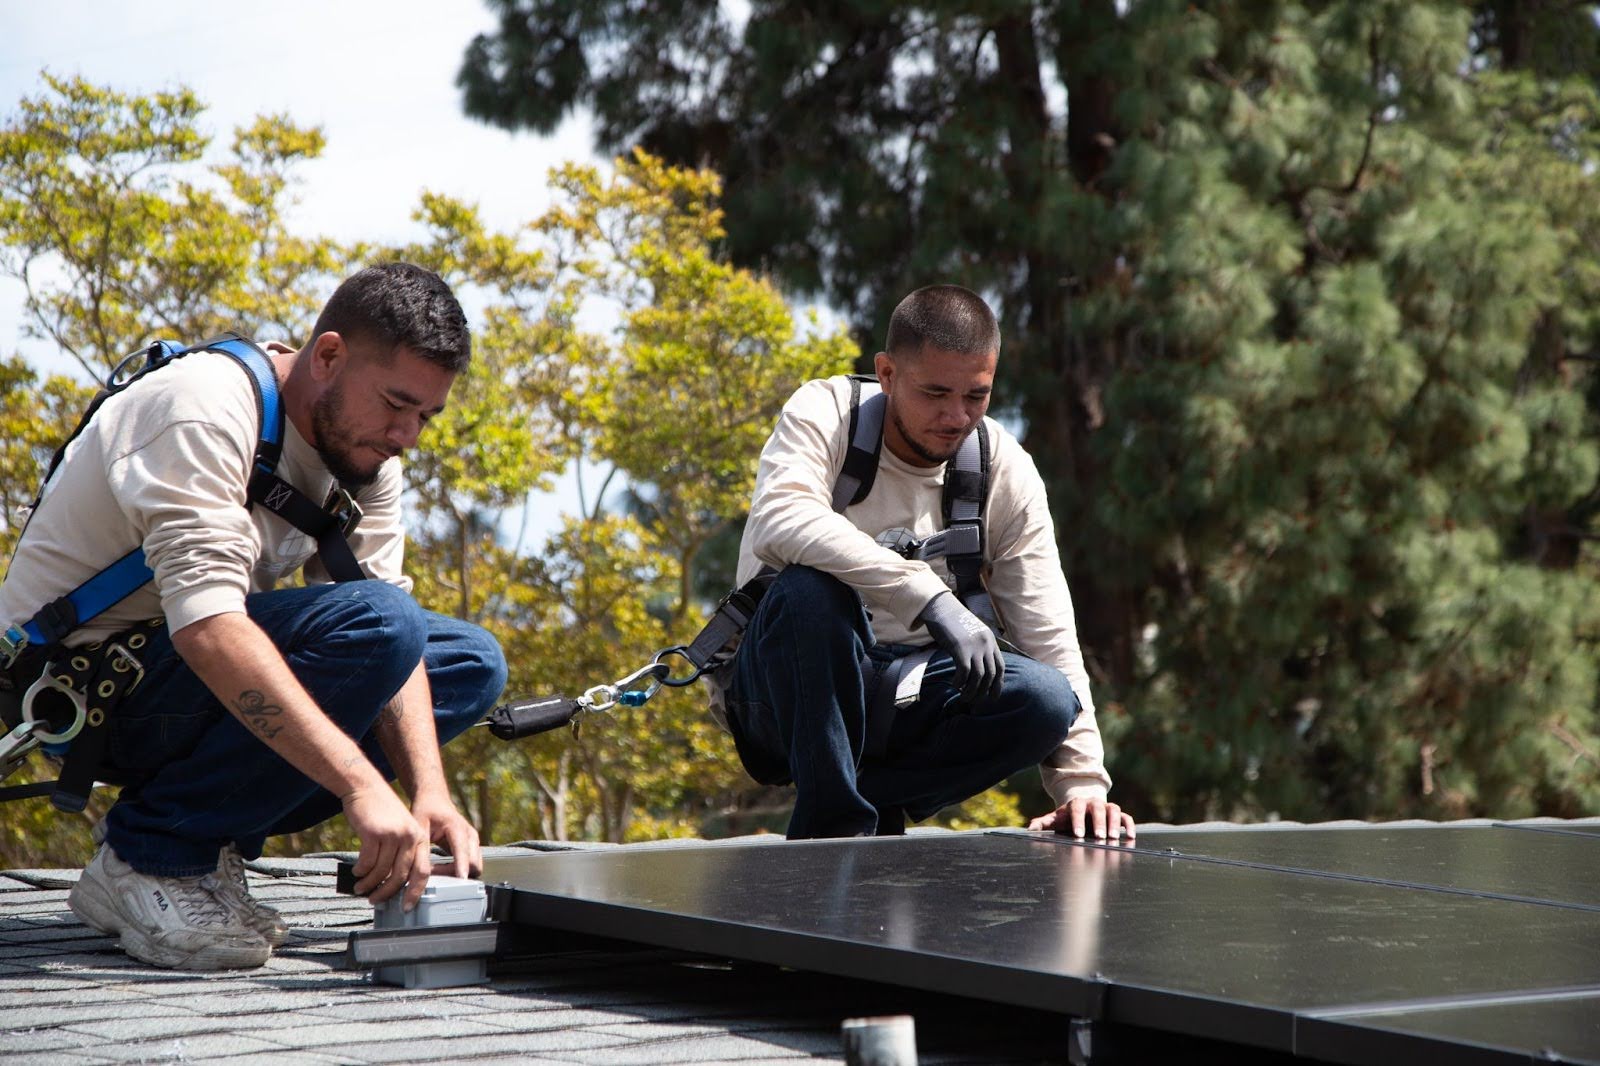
[{"xmin": 460, "ymin": 1, "xmax": 1600, "ymax": 821}]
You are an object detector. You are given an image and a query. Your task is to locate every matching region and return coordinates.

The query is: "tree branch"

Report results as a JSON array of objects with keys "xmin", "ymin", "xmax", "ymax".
[{"xmin": 1341, "ymin": 24, "xmax": 1384, "ymax": 195}]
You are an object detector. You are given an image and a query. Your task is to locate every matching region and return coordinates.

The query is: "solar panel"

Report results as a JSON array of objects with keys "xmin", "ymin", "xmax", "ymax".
[
  {"xmin": 481, "ymin": 829, "xmax": 1600, "ymax": 1060},
  {"xmin": 1301, "ymin": 989, "xmax": 1600, "ymax": 1066},
  {"xmin": 1098, "ymin": 824, "xmax": 1600, "ymax": 910},
  {"xmin": 1495, "ymin": 821, "xmax": 1600, "ymax": 841}
]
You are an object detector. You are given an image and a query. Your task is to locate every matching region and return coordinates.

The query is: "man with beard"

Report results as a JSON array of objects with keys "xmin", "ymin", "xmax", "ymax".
[
  {"xmin": 0, "ymin": 263, "xmax": 505, "ymax": 969},
  {"xmin": 713, "ymin": 285, "xmax": 1135, "ymax": 841}
]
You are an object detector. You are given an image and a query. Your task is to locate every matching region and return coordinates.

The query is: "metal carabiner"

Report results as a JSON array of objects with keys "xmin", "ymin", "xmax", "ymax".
[
  {"xmin": 21, "ymin": 669, "xmax": 87, "ymax": 745},
  {"xmin": 584, "ymin": 662, "xmax": 673, "ymax": 714},
  {"xmin": 579, "ymin": 684, "xmax": 619, "ymax": 713},
  {"xmin": 614, "ymin": 661, "xmax": 669, "ymax": 707},
  {"xmin": 0, "ymin": 720, "xmax": 44, "ymax": 781}
]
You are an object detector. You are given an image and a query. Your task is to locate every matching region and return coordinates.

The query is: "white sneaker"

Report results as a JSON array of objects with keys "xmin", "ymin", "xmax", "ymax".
[
  {"xmin": 68, "ymin": 843, "xmax": 270, "ymax": 970},
  {"xmin": 215, "ymin": 844, "xmax": 290, "ymax": 947}
]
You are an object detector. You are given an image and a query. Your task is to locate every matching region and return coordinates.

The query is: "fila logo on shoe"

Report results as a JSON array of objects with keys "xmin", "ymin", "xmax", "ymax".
[{"xmin": 152, "ymin": 890, "xmax": 170, "ymax": 912}]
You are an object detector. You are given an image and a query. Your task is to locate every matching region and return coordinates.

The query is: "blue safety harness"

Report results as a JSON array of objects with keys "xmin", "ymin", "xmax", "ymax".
[{"xmin": 0, "ymin": 332, "xmax": 365, "ymax": 809}]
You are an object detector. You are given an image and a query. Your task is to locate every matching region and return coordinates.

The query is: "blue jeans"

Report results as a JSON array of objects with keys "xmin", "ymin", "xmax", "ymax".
[
  {"xmin": 99, "ymin": 580, "xmax": 506, "ymax": 877},
  {"xmin": 725, "ymin": 566, "xmax": 1078, "ymax": 839}
]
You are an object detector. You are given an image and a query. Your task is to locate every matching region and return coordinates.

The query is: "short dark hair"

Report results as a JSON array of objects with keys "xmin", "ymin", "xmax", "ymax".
[
  {"xmin": 884, "ymin": 285, "xmax": 1000, "ymax": 358},
  {"xmin": 311, "ymin": 262, "xmax": 471, "ymax": 372}
]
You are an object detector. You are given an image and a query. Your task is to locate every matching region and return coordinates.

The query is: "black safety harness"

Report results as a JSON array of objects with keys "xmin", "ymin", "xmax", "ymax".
[
  {"xmin": 485, "ymin": 375, "xmax": 995, "ymax": 752},
  {"xmin": 0, "ymin": 333, "xmax": 365, "ymax": 809}
]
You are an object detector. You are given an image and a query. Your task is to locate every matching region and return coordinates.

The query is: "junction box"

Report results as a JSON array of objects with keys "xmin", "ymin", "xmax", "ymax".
[{"xmin": 370, "ymin": 875, "xmax": 489, "ymax": 989}]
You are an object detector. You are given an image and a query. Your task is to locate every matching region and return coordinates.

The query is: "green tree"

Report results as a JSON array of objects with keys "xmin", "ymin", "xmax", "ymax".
[
  {"xmin": 381, "ymin": 151, "xmax": 856, "ymax": 842},
  {"xmin": 263, "ymin": 150, "xmax": 861, "ymax": 850},
  {"xmin": 0, "ymin": 73, "xmax": 344, "ymax": 377},
  {"xmin": 0, "ymin": 77, "xmax": 855, "ymax": 863},
  {"xmin": 0, "ymin": 359, "xmax": 97, "ymax": 868},
  {"xmin": 461, "ymin": 1, "xmax": 1600, "ymax": 821}
]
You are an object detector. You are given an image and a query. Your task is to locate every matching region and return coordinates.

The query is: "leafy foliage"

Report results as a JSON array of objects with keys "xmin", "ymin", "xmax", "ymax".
[
  {"xmin": 0, "ymin": 81, "xmax": 853, "ymax": 865},
  {"xmin": 0, "ymin": 359, "xmax": 100, "ymax": 868},
  {"xmin": 0, "ymin": 74, "xmax": 343, "ymax": 377}
]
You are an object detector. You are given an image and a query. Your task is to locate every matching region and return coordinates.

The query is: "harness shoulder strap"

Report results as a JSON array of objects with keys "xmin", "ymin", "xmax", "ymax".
[
  {"xmin": 6, "ymin": 336, "xmax": 262, "ymax": 652},
  {"xmin": 4, "ymin": 334, "xmax": 365, "ymax": 663},
  {"xmin": 831, "ymin": 375, "xmax": 885, "ymax": 513},
  {"xmin": 211, "ymin": 335, "xmax": 366, "ymax": 583},
  {"xmin": 942, "ymin": 420, "xmax": 998, "ymax": 631}
]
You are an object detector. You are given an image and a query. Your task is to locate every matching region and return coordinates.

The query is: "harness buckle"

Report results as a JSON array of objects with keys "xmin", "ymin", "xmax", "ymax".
[
  {"xmin": 877, "ymin": 524, "xmax": 981, "ymax": 563},
  {"xmin": 21, "ymin": 669, "xmax": 87, "ymax": 745},
  {"xmin": 0, "ymin": 624, "xmax": 27, "ymax": 670},
  {"xmin": 709, "ymin": 585, "xmax": 758, "ymax": 627},
  {"xmin": 934, "ymin": 523, "xmax": 981, "ymax": 558},
  {"xmin": 324, "ymin": 484, "xmax": 364, "ymax": 537},
  {"xmin": 104, "ymin": 642, "xmax": 145, "ymax": 693}
]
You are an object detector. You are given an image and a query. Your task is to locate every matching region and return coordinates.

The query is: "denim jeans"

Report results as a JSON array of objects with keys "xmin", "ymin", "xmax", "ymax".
[
  {"xmin": 725, "ymin": 566, "xmax": 1078, "ymax": 839},
  {"xmin": 99, "ymin": 580, "xmax": 506, "ymax": 877}
]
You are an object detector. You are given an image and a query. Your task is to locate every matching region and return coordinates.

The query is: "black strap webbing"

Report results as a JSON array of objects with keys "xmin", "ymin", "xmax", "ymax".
[
  {"xmin": 49, "ymin": 629, "xmax": 155, "ymax": 812},
  {"xmin": 941, "ymin": 422, "xmax": 996, "ymax": 631},
  {"xmin": 683, "ymin": 573, "xmax": 776, "ymax": 672},
  {"xmin": 864, "ymin": 654, "xmax": 903, "ymax": 760},
  {"xmin": 832, "ymin": 376, "xmax": 885, "ymax": 512},
  {"xmin": 0, "ymin": 780, "xmax": 57, "ymax": 803},
  {"xmin": 246, "ymin": 469, "xmax": 365, "ymax": 582}
]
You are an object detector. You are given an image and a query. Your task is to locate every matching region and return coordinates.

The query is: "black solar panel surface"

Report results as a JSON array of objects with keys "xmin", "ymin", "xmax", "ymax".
[
  {"xmin": 1124, "ymin": 824, "xmax": 1600, "ymax": 909},
  {"xmin": 1301, "ymin": 990, "xmax": 1600, "ymax": 1066},
  {"xmin": 482, "ymin": 830, "xmax": 1600, "ymax": 1060}
]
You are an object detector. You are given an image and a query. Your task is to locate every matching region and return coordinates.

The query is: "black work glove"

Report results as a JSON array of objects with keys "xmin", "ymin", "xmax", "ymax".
[{"xmin": 916, "ymin": 591, "xmax": 1004, "ymax": 705}]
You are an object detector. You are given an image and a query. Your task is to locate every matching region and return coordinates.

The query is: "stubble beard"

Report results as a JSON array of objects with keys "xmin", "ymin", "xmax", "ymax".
[
  {"xmin": 891, "ymin": 408, "xmax": 965, "ymax": 465},
  {"xmin": 311, "ymin": 382, "xmax": 381, "ymax": 490}
]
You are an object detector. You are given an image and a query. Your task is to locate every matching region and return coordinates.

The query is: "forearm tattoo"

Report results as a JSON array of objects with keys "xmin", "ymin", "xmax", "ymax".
[{"xmin": 234, "ymin": 690, "xmax": 284, "ymax": 740}]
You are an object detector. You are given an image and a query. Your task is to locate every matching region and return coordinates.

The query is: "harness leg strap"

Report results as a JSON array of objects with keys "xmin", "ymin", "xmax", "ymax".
[
  {"xmin": 863, "ymin": 648, "xmax": 939, "ymax": 763},
  {"xmin": 51, "ymin": 641, "xmax": 144, "ymax": 813}
]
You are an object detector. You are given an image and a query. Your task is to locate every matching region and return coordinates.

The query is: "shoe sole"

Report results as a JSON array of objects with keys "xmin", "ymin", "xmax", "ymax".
[{"xmin": 68, "ymin": 873, "xmax": 271, "ymax": 970}]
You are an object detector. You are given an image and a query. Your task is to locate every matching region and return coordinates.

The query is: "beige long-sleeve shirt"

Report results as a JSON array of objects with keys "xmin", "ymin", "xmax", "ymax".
[
  {"xmin": 0, "ymin": 348, "xmax": 409, "ymax": 648},
  {"xmin": 717, "ymin": 376, "xmax": 1110, "ymax": 804}
]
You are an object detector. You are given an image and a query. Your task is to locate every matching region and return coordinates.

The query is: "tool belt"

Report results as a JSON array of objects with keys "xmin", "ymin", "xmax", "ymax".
[{"xmin": 0, "ymin": 618, "xmax": 160, "ymax": 810}]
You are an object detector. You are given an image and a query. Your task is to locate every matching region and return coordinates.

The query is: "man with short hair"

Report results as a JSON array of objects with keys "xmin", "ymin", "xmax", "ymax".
[
  {"xmin": 0, "ymin": 263, "xmax": 505, "ymax": 969},
  {"xmin": 714, "ymin": 284, "xmax": 1134, "ymax": 841}
]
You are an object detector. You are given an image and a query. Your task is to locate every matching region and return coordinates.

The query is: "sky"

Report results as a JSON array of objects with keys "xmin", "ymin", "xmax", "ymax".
[{"xmin": 0, "ymin": 0, "xmax": 604, "ymax": 543}]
